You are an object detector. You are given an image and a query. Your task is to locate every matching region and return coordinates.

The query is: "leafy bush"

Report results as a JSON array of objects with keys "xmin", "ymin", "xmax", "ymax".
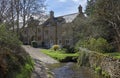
[
  {"xmin": 102, "ymin": 71, "xmax": 110, "ymax": 78},
  {"xmin": 76, "ymin": 37, "xmax": 112, "ymax": 53},
  {"xmin": 0, "ymin": 24, "xmax": 33, "ymax": 78},
  {"xmin": 95, "ymin": 66, "xmax": 102, "ymax": 74},
  {"xmin": 63, "ymin": 46, "xmax": 77, "ymax": 53},
  {"xmin": 76, "ymin": 39, "xmax": 89, "ymax": 49},
  {"xmin": 0, "ymin": 45, "xmax": 34, "ymax": 78},
  {"xmin": 16, "ymin": 57, "xmax": 34, "ymax": 78},
  {"xmin": 77, "ymin": 51, "xmax": 90, "ymax": 66},
  {"xmin": 52, "ymin": 45, "xmax": 60, "ymax": 51},
  {"xmin": 0, "ymin": 24, "xmax": 22, "ymax": 46},
  {"xmin": 31, "ymin": 41, "xmax": 38, "ymax": 48},
  {"xmin": 95, "ymin": 38, "xmax": 112, "ymax": 52}
]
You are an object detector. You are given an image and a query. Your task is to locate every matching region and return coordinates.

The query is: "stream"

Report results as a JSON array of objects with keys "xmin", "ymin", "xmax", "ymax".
[{"xmin": 47, "ymin": 62, "xmax": 103, "ymax": 78}]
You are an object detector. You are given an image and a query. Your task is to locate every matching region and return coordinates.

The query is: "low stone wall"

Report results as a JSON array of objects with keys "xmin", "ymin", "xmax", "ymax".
[
  {"xmin": 89, "ymin": 52, "xmax": 120, "ymax": 78},
  {"xmin": 79, "ymin": 49, "xmax": 120, "ymax": 78}
]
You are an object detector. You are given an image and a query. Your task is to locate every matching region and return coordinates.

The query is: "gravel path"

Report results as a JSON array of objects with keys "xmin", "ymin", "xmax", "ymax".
[{"xmin": 22, "ymin": 45, "xmax": 58, "ymax": 78}]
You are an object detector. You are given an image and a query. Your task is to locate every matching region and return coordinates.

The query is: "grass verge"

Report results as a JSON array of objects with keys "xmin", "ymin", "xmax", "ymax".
[
  {"xmin": 16, "ymin": 56, "xmax": 34, "ymax": 78},
  {"xmin": 41, "ymin": 49, "xmax": 79, "ymax": 62},
  {"xmin": 104, "ymin": 52, "xmax": 120, "ymax": 59}
]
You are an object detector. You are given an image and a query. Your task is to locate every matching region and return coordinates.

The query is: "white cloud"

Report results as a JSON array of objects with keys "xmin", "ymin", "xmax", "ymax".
[
  {"xmin": 59, "ymin": 0, "xmax": 80, "ymax": 2},
  {"xmin": 58, "ymin": 0, "xmax": 67, "ymax": 2},
  {"xmin": 72, "ymin": 0, "xmax": 79, "ymax": 2},
  {"xmin": 72, "ymin": 0, "xmax": 87, "ymax": 11},
  {"xmin": 46, "ymin": 0, "xmax": 87, "ymax": 16}
]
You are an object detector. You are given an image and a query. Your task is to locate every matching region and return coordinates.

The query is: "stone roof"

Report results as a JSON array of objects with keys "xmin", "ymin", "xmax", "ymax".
[
  {"xmin": 15, "ymin": 12, "xmax": 79, "ymax": 29},
  {"xmin": 42, "ymin": 13, "xmax": 79, "ymax": 26},
  {"xmin": 58, "ymin": 13, "xmax": 79, "ymax": 23}
]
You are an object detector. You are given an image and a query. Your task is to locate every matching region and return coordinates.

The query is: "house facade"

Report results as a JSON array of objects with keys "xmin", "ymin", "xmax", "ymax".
[{"xmin": 21, "ymin": 5, "xmax": 85, "ymax": 48}]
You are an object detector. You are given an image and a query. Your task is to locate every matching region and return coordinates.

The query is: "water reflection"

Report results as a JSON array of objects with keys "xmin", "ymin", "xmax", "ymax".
[{"xmin": 47, "ymin": 62, "xmax": 103, "ymax": 78}]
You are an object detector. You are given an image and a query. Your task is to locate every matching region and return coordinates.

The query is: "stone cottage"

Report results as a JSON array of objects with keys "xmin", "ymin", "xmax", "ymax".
[{"xmin": 21, "ymin": 5, "xmax": 85, "ymax": 48}]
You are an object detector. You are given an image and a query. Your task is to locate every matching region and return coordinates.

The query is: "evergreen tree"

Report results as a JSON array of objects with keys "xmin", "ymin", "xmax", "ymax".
[{"xmin": 85, "ymin": 0, "xmax": 96, "ymax": 16}]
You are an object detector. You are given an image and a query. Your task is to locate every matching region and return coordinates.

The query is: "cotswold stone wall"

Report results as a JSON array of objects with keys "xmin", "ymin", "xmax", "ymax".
[
  {"xmin": 88, "ymin": 52, "xmax": 120, "ymax": 78},
  {"xmin": 79, "ymin": 50, "xmax": 120, "ymax": 78}
]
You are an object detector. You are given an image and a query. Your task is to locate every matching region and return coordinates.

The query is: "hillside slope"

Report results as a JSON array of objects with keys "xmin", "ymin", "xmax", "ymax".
[{"xmin": 0, "ymin": 44, "xmax": 34, "ymax": 78}]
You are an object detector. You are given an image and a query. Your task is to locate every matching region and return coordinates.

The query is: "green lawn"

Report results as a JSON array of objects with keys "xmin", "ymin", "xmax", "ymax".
[
  {"xmin": 104, "ymin": 52, "xmax": 120, "ymax": 59},
  {"xmin": 41, "ymin": 49, "xmax": 79, "ymax": 62}
]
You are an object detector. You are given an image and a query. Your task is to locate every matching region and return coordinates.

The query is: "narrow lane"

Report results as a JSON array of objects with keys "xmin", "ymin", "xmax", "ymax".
[
  {"xmin": 22, "ymin": 45, "xmax": 58, "ymax": 64},
  {"xmin": 22, "ymin": 45, "xmax": 58, "ymax": 78}
]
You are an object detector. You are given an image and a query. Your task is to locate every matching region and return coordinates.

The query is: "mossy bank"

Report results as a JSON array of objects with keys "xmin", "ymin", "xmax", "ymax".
[
  {"xmin": 0, "ymin": 45, "xmax": 34, "ymax": 78},
  {"xmin": 78, "ymin": 50, "xmax": 120, "ymax": 78}
]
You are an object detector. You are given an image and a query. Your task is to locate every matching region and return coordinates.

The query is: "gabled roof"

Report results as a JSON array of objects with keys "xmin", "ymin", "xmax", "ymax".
[
  {"xmin": 58, "ymin": 13, "xmax": 79, "ymax": 23},
  {"xmin": 42, "ymin": 13, "xmax": 79, "ymax": 26}
]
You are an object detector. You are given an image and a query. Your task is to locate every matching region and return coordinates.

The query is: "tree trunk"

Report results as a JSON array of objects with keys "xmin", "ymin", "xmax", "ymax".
[
  {"xmin": 55, "ymin": 23, "xmax": 58, "ymax": 45},
  {"xmin": 11, "ymin": 0, "xmax": 14, "ymax": 32}
]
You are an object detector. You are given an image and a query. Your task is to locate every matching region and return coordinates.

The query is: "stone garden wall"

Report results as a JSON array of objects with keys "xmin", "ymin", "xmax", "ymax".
[
  {"xmin": 88, "ymin": 52, "xmax": 120, "ymax": 78},
  {"xmin": 79, "ymin": 48, "xmax": 120, "ymax": 78}
]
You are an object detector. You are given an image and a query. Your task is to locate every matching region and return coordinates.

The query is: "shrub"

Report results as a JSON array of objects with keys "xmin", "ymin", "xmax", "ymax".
[
  {"xmin": 63, "ymin": 46, "xmax": 77, "ymax": 53},
  {"xmin": 0, "ymin": 24, "xmax": 22, "ymax": 47},
  {"xmin": 95, "ymin": 38, "xmax": 110, "ymax": 52},
  {"xmin": 75, "ymin": 39, "xmax": 89, "ymax": 49},
  {"xmin": 52, "ymin": 45, "xmax": 60, "ymax": 51},
  {"xmin": 0, "ymin": 45, "xmax": 34, "ymax": 78},
  {"xmin": 77, "ymin": 51, "xmax": 90, "ymax": 66},
  {"xmin": 31, "ymin": 41, "xmax": 38, "ymax": 48},
  {"xmin": 95, "ymin": 66, "xmax": 102, "ymax": 74},
  {"xmin": 76, "ymin": 37, "xmax": 112, "ymax": 53},
  {"xmin": 102, "ymin": 71, "xmax": 110, "ymax": 78}
]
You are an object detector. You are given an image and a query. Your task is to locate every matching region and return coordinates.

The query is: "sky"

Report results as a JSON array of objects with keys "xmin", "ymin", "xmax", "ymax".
[{"xmin": 45, "ymin": 0, "xmax": 87, "ymax": 17}]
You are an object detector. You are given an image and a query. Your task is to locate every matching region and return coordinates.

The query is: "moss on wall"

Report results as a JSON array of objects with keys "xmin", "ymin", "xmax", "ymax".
[
  {"xmin": 0, "ymin": 45, "xmax": 34, "ymax": 78},
  {"xmin": 78, "ymin": 50, "xmax": 120, "ymax": 78}
]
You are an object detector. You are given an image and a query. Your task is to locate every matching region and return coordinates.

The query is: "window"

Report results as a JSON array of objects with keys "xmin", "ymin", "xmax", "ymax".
[
  {"xmin": 38, "ymin": 36, "xmax": 41, "ymax": 40},
  {"xmin": 66, "ymin": 40, "xmax": 69, "ymax": 44},
  {"xmin": 45, "ymin": 30, "xmax": 48, "ymax": 35},
  {"xmin": 24, "ymin": 30, "xmax": 27, "ymax": 34},
  {"xmin": 38, "ymin": 28, "xmax": 41, "ymax": 32},
  {"xmin": 68, "ymin": 40, "xmax": 69, "ymax": 43},
  {"xmin": 59, "ymin": 40, "xmax": 61, "ymax": 44}
]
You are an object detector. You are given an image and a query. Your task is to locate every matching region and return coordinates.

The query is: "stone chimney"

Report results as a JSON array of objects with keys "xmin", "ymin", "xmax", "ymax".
[
  {"xmin": 78, "ymin": 5, "xmax": 83, "ymax": 14},
  {"xmin": 50, "ymin": 10, "xmax": 54, "ymax": 18}
]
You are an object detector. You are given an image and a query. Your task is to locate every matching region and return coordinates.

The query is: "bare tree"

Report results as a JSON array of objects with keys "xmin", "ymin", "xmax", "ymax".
[
  {"xmin": 0, "ymin": 0, "xmax": 46, "ymax": 32},
  {"xmin": 20, "ymin": 0, "xmax": 46, "ymax": 29}
]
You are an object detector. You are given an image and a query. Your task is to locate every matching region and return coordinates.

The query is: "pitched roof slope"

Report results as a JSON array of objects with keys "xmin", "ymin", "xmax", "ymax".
[{"xmin": 58, "ymin": 13, "xmax": 79, "ymax": 23}]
